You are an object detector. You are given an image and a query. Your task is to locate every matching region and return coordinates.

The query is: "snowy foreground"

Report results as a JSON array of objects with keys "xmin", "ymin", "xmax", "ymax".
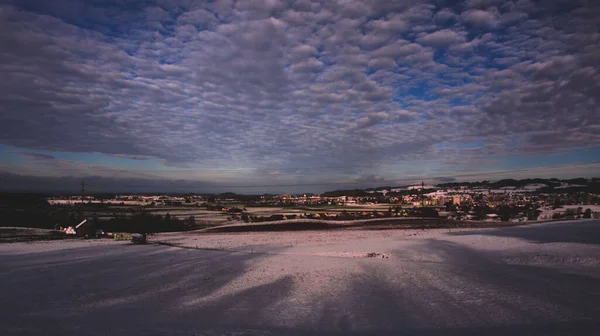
[{"xmin": 2, "ymin": 221, "xmax": 600, "ymax": 335}]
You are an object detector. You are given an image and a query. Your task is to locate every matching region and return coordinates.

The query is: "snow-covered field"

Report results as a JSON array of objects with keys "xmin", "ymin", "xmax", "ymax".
[
  {"xmin": 2, "ymin": 220, "xmax": 600, "ymax": 335},
  {"xmin": 538, "ymin": 205, "xmax": 600, "ymax": 220},
  {"xmin": 152, "ymin": 226, "xmax": 488, "ymax": 254}
]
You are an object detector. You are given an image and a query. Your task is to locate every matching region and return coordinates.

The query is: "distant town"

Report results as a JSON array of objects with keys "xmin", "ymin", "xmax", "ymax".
[
  {"xmin": 1, "ymin": 177, "xmax": 599, "ymax": 242},
  {"xmin": 30, "ymin": 177, "xmax": 595, "ymax": 224}
]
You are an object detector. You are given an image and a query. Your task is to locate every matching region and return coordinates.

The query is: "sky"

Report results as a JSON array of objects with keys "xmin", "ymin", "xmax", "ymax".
[{"xmin": 0, "ymin": 0, "xmax": 599, "ymax": 193}]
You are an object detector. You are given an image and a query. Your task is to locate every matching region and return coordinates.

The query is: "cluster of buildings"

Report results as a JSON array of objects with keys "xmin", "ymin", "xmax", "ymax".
[{"xmin": 46, "ymin": 180, "xmax": 600, "ymax": 222}]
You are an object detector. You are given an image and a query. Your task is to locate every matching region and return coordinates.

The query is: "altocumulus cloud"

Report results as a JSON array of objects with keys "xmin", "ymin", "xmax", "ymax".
[{"xmin": 0, "ymin": 0, "xmax": 599, "ymax": 191}]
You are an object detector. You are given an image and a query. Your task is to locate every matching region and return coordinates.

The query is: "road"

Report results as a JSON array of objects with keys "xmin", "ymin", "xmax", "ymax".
[{"xmin": 1, "ymin": 220, "xmax": 600, "ymax": 335}]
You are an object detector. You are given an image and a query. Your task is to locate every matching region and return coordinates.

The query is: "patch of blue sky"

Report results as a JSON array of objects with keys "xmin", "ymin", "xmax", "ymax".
[
  {"xmin": 365, "ymin": 68, "xmax": 378, "ymax": 76},
  {"xmin": 0, "ymin": 145, "xmax": 28, "ymax": 165},
  {"xmin": 54, "ymin": 152, "xmax": 156, "ymax": 169},
  {"xmin": 317, "ymin": 54, "xmax": 335, "ymax": 68},
  {"xmin": 449, "ymin": 98, "xmax": 470, "ymax": 106},
  {"xmin": 498, "ymin": 147, "xmax": 600, "ymax": 171},
  {"xmin": 405, "ymin": 82, "xmax": 437, "ymax": 101},
  {"xmin": 15, "ymin": 0, "xmax": 158, "ymax": 38},
  {"xmin": 432, "ymin": 49, "xmax": 446, "ymax": 64},
  {"xmin": 0, "ymin": 144, "xmax": 164, "ymax": 171},
  {"xmin": 456, "ymin": 141, "xmax": 486, "ymax": 149}
]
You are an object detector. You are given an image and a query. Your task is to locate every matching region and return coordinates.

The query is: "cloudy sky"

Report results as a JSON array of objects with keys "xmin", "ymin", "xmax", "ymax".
[{"xmin": 0, "ymin": 0, "xmax": 599, "ymax": 193}]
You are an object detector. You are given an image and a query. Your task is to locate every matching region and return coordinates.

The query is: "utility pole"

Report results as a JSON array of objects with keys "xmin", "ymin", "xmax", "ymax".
[
  {"xmin": 81, "ymin": 179, "xmax": 85, "ymax": 204},
  {"xmin": 421, "ymin": 181, "xmax": 425, "ymax": 208}
]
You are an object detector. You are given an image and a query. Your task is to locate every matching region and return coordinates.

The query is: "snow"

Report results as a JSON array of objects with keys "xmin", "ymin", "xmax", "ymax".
[
  {"xmin": 537, "ymin": 205, "xmax": 600, "ymax": 220},
  {"xmin": 2, "ymin": 220, "xmax": 600, "ymax": 335},
  {"xmin": 407, "ymin": 185, "xmax": 435, "ymax": 190},
  {"xmin": 555, "ymin": 184, "xmax": 586, "ymax": 188},
  {"xmin": 524, "ymin": 183, "xmax": 547, "ymax": 190},
  {"xmin": 424, "ymin": 191, "xmax": 447, "ymax": 197}
]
